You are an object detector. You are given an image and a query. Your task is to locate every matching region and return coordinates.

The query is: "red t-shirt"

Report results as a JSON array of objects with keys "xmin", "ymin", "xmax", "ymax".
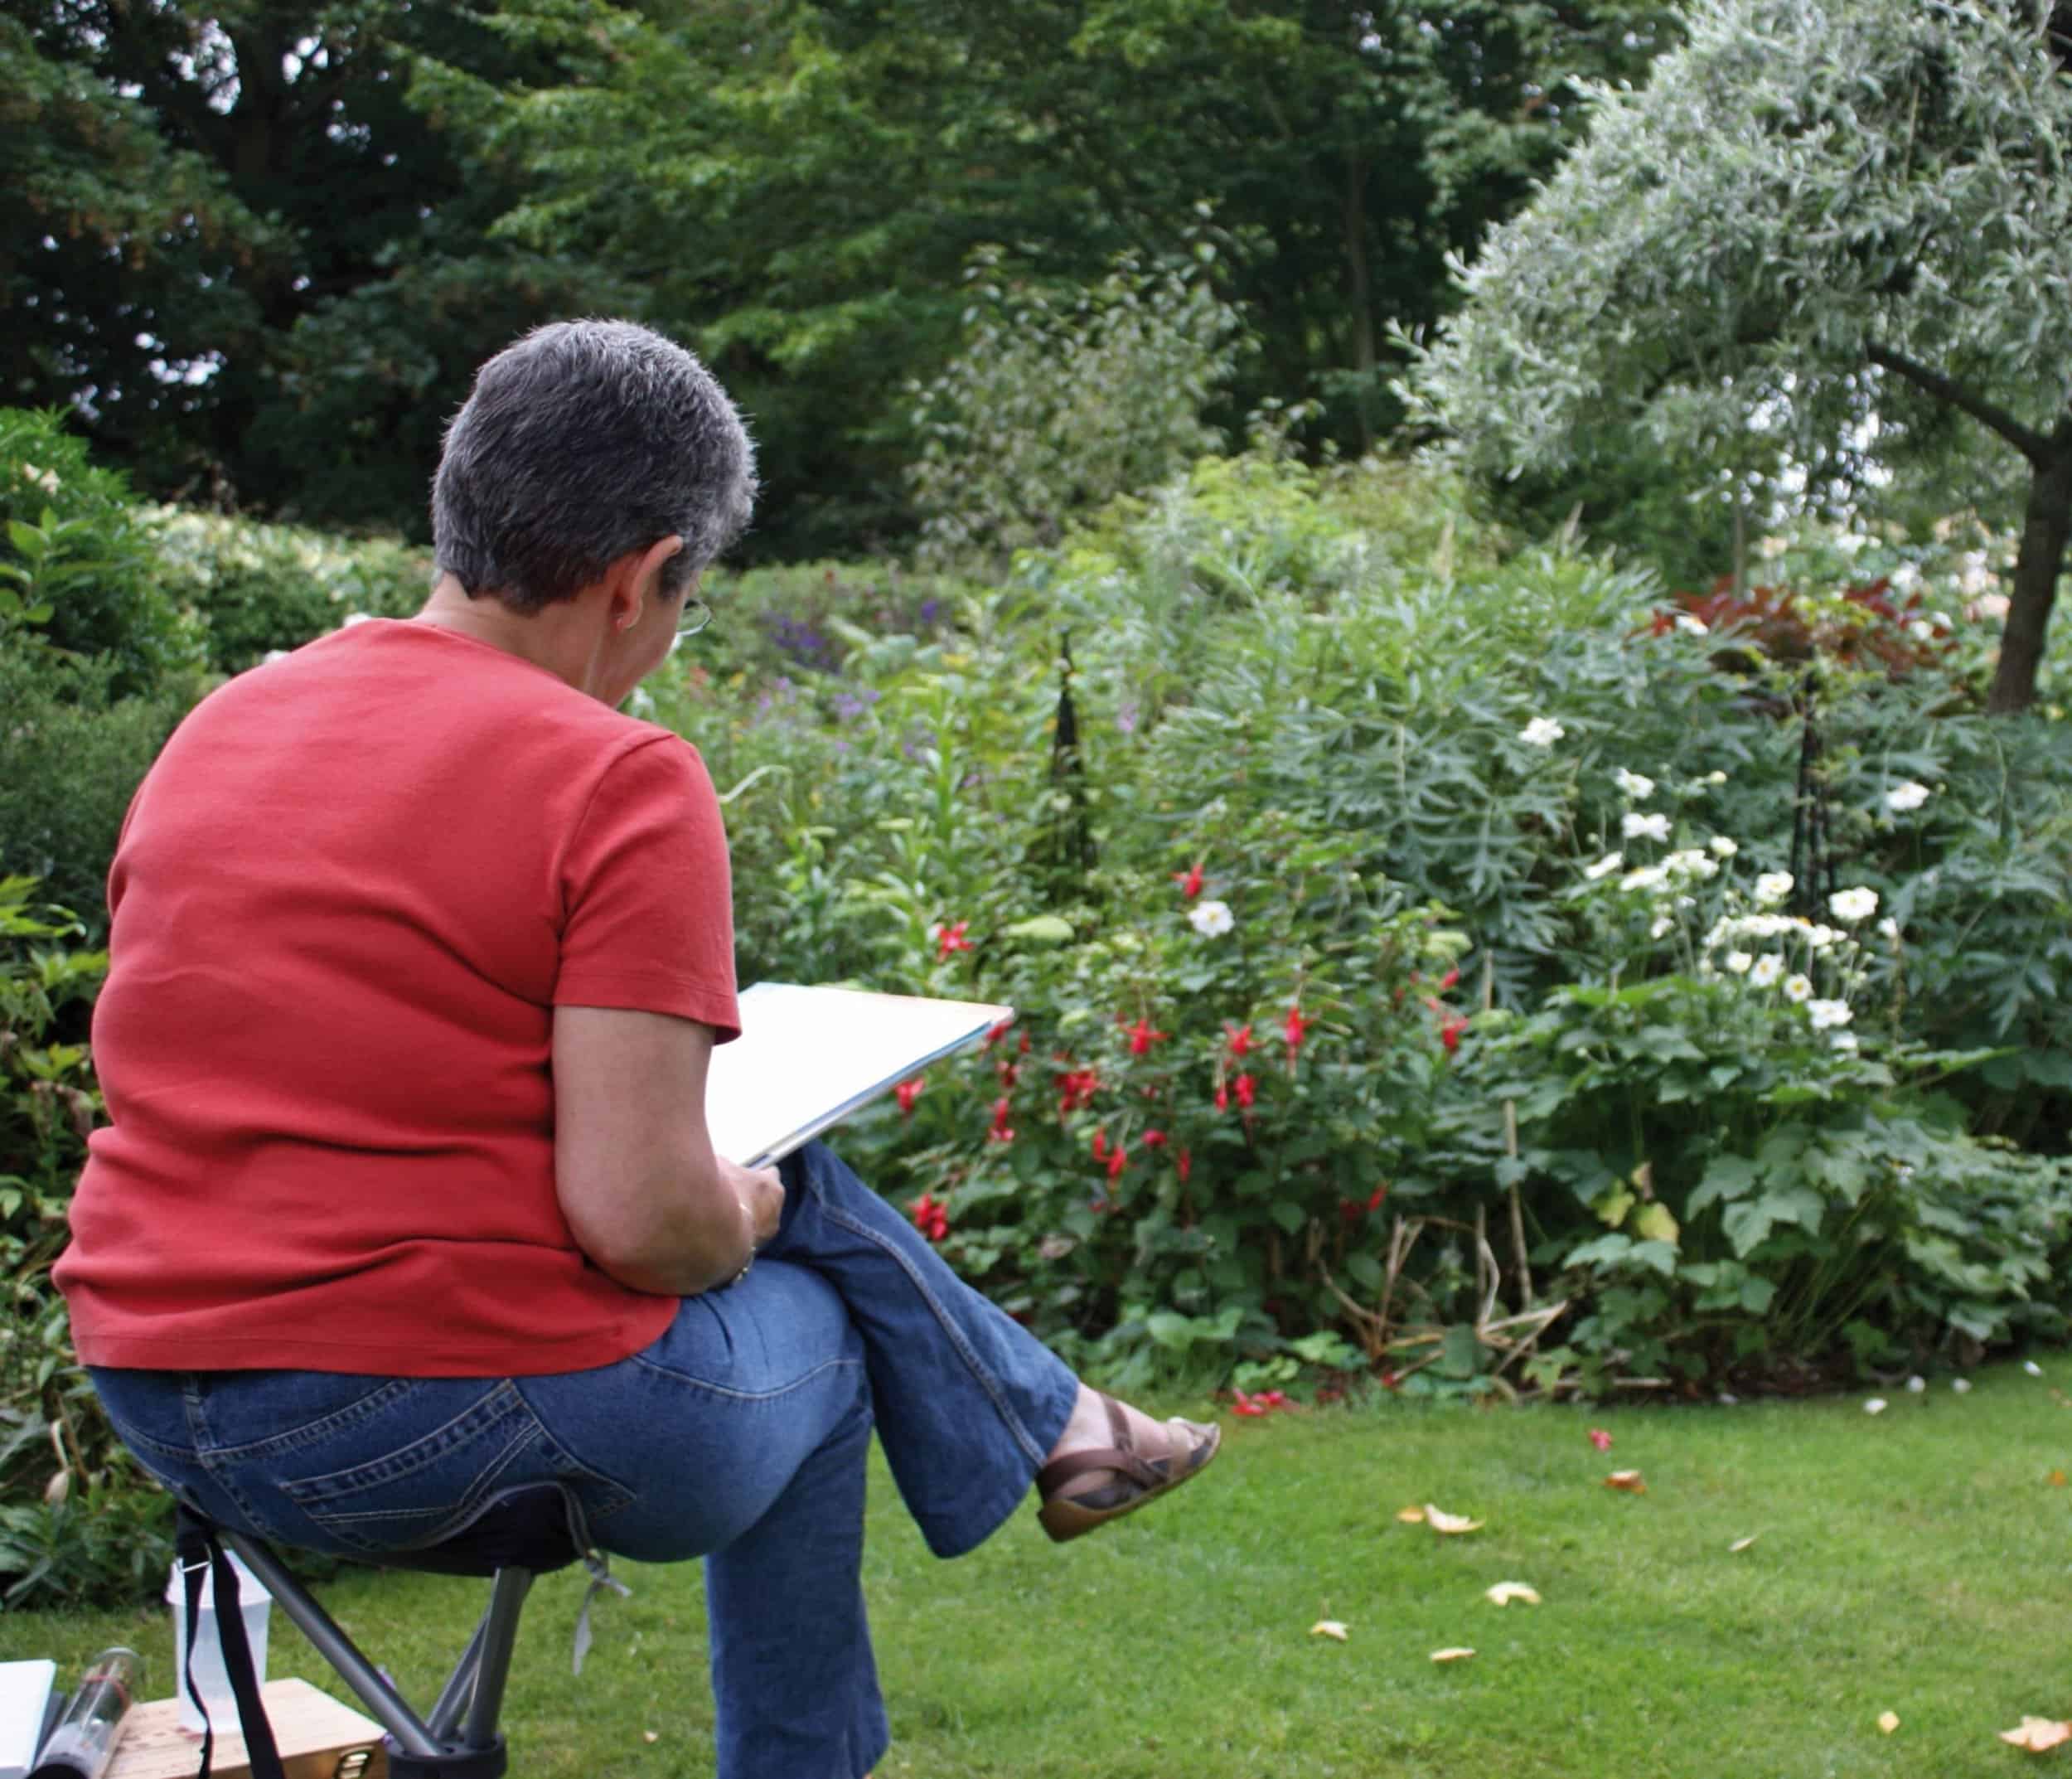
[{"xmin": 55, "ymin": 618, "xmax": 740, "ymax": 1376}]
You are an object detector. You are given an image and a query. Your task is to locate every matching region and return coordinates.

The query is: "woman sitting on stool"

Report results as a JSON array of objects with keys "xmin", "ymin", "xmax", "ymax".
[{"xmin": 56, "ymin": 318, "xmax": 1221, "ymax": 1779}]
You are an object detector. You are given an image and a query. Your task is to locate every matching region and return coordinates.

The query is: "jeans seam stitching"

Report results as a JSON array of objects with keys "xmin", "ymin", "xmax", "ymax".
[
  {"xmin": 627, "ymin": 1352, "xmax": 864, "ymax": 1403},
  {"xmin": 816, "ymin": 1195, "xmax": 1047, "ymax": 1467}
]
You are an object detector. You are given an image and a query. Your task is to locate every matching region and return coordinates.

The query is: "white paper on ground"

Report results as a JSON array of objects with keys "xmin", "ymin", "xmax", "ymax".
[
  {"xmin": 0, "ymin": 1658, "xmax": 56, "ymax": 1779},
  {"xmin": 704, "ymin": 982, "xmax": 1014, "ymax": 1168}
]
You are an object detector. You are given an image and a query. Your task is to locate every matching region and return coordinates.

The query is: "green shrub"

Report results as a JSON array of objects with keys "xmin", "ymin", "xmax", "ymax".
[
  {"xmin": 650, "ymin": 448, "xmax": 2072, "ymax": 1394},
  {"xmin": 0, "ymin": 648, "xmax": 195, "ymax": 921},
  {"xmin": 0, "ymin": 878, "xmax": 167, "ymax": 1609},
  {"xmin": 0, "ymin": 410, "xmax": 207, "ymax": 696},
  {"xmin": 906, "ymin": 239, "xmax": 1249, "ymax": 568},
  {"xmin": 150, "ymin": 507, "xmax": 431, "ymax": 674}
]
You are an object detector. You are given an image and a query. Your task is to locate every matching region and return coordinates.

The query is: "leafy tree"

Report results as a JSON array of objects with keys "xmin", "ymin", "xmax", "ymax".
[
  {"xmin": 1406, "ymin": 0, "xmax": 2072, "ymax": 713},
  {"xmin": 450, "ymin": 0, "xmax": 1683, "ymax": 557},
  {"xmin": 2, "ymin": 0, "xmax": 600, "ymax": 531}
]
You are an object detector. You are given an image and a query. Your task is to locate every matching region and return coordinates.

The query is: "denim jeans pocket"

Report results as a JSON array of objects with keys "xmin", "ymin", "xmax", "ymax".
[{"xmin": 274, "ymin": 1379, "xmax": 567, "ymax": 1556}]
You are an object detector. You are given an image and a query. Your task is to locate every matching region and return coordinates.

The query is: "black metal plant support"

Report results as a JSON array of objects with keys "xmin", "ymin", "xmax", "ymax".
[
  {"xmin": 1038, "ymin": 631, "xmax": 1097, "ymax": 896},
  {"xmin": 1788, "ymin": 667, "xmax": 1840, "ymax": 919}
]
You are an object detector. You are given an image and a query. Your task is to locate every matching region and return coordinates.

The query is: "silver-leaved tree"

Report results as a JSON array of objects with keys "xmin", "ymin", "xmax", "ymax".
[{"xmin": 1404, "ymin": 0, "xmax": 2072, "ymax": 712}]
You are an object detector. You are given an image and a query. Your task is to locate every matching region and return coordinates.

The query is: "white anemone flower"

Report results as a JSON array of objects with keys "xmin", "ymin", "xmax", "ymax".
[
  {"xmin": 1753, "ymin": 871, "xmax": 1794, "ymax": 906},
  {"xmin": 1520, "ymin": 716, "xmax": 1566, "ymax": 748},
  {"xmin": 1877, "ymin": 916, "xmax": 1901, "ymax": 944},
  {"xmin": 1585, "ymin": 852, "xmax": 1624, "ymax": 880},
  {"xmin": 1807, "ymin": 999, "xmax": 1852, "ymax": 1030},
  {"xmin": 1188, "ymin": 899, "xmax": 1234, "ymax": 938},
  {"xmin": 1620, "ymin": 812, "xmax": 1670, "ymax": 843},
  {"xmin": 1649, "ymin": 915, "xmax": 1673, "ymax": 938},
  {"xmin": 1831, "ymin": 1032, "xmax": 1859, "ymax": 1053},
  {"xmin": 1614, "ymin": 768, "xmax": 1656, "ymax": 800},
  {"xmin": 1782, "ymin": 973, "xmax": 1813, "ymax": 1003},
  {"xmin": 1709, "ymin": 836, "xmax": 1738, "ymax": 858},
  {"xmin": 1664, "ymin": 849, "xmax": 1718, "ymax": 880},
  {"xmin": 1885, "ymin": 782, "xmax": 1931, "ymax": 813},
  {"xmin": 1829, "ymin": 886, "xmax": 1879, "ymax": 923},
  {"xmin": 1619, "ymin": 865, "xmax": 1669, "ymax": 894},
  {"xmin": 1804, "ymin": 925, "xmax": 1839, "ymax": 952},
  {"xmin": 1749, "ymin": 955, "xmax": 1784, "ymax": 987},
  {"xmin": 1724, "ymin": 951, "xmax": 1754, "ymax": 975}
]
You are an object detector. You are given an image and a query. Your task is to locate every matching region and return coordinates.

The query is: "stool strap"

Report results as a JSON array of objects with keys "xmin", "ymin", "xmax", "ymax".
[{"xmin": 175, "ymin": 1507, "xmax": 286, "ymax": 1779}]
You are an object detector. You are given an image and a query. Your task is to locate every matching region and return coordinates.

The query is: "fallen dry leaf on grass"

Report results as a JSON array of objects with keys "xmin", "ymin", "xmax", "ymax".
[
  {"xmin": 1309, "ymin": 1620, "xmax": 1349, "ymax": 1642},
  {"xmin": 1877, "ymin": 1712, "xmax": 1899, "ymax": 1735},
  {"xmin": 1484, "ymin": 1583, "xmax": 1540, "ymax": 1607},
  {"xmin": 2051, "ymin": 1469, "xmax": 2068, "ymax": 1488},
  {"xmin": 1728, "ymin": 1534, "xmax": 1761, "ymax": 1553},
  {"xmin": 1425, "ymin": 1503, "xmax": 1484, "ymax": 1534},
  {"xmin": 2001, "ymin": 1718, "xmax": 2072, "ymax": 1752},
  {"xmin": 1397, "ymin": 1505, "xmax": 1427, "ymax": 1524},
  {"xmin": 1430, "ymin": 1647, "xmax": 1476, "ymax": 1664},
  {"xmin": 1604, "ymin": 1470, "xmax": 1646, "ymax": 1492}
]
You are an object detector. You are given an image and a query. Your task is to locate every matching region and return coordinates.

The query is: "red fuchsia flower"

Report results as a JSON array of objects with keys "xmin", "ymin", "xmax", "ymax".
[
  {"xmin": 1588, "ymin": 1428, "xmax": 1614, "ymax": 1452},
  {"xmin": 1438, "ymin": 967, "xmax": 1461, "ymax": 992},
  {"xmin": 981, "ymin": 1018, "xmax": 1014, "ymax": 1048},
  {"xmin": 996, "ymin": 1059, "xmax": 1019, "ymax": 1088},
  {"xmin": 1019, "ymin": 1032, "xmax": 1030, "ymax": 1054},
  {"xmin": 1106, "ymin": 1145, "xmax": 1127, "ymax": 1180},
  {"xmin": 1230, "ymin": 1389, "xmax": 1291, "ymax": 1418},
  {"xmin": 1234, "ymin": 1072, "xmax": 1256, "ymax": 1108},
  {"xmin": 1173, "ymin": 860, "xmax": 1206, "ymax": 899},
  {"xmin": 1141, "ymin": 1128, "xmax": 1167, "ymax": 1148},
  {"xmin": 1380, "ymin": 1369, "xmax": 1402, "ymax": 1392},
  {"xmin": 987, "ymin": 1096, "xmax": 1014, "ymax": 1144},
  {"xmin": 933, "ymin": 919, "xmax": 972, "ymax": 960},
  {"xmin": 1283, "ymin": 1005, "xmax": 1310, "ymax": 1059},
  {"xmin": 910, "ymin": 1194, "xmax": 949, "ymax": 1242},
  {"xmin": 1054, "ymin": 1067, "xmax": 1100, "ymax": 1113},
  {"xmin": 1214, "ymin": 1082, "xmax": 1230, "ymax": 1113},
  {"xmin": 894, "ymin": 1077, "xmax": 925, "ymax": 1117},
  {"xmin": 1176, "ymin": 1147, "xmax": 1192, "ymax": 1183},
  {"xmin": 1224, "ymin": 1021, "xmax": 1253, "ymax": 1059},
  {"xmin": 1091, "ymin": 1129, "xmax": 1108, "ymax": 1161},
  {"xmin": 1126, "ymin": 1016, "xmax": 1169, "ymax": 1055},
  {"xmin": 1440, "ymin": 1013, "xmax": 1469, "ymax": 1055},
  {"xmin": 1338, "ymin": 1185, "xmax": 1386, "ymax": 1224}
]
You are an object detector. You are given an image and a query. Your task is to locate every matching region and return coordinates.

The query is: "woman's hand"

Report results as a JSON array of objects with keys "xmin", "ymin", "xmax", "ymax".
[{"xmin": 724, "ymin": 1158, "xmax": 786, "ymax": 1249}]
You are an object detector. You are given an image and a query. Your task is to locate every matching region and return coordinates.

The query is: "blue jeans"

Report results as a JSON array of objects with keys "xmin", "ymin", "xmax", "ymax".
[{"xmin": 90, "ymin": 1142, "xmax": 1080, "ymax": 1779}]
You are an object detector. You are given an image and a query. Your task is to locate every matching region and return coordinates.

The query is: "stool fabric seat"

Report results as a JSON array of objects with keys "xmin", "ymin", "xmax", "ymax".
[{"xmin": 372, "ymin": 1481, "xmax": 584, "ymax": 1578}]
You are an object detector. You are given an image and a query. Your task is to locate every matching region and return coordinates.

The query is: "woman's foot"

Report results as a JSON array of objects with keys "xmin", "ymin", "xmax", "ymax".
[{"xmin": 1034, "ymin": 1384, "xmax": 1220, "ymax": 1543}]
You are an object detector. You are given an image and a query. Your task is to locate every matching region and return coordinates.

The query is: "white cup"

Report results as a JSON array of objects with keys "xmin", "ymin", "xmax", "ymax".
[{"xmin": 165, "ymin": 1552, "xmax": 273, "ymax": 1734}]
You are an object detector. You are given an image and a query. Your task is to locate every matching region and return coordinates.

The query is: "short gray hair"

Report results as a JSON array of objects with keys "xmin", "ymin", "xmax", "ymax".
[{"xmin": 433, "ymin": 319, "xmax": 757, "ymax": 611}]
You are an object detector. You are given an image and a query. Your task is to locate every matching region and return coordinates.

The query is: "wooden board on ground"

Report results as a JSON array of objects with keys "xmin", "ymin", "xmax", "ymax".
[{"xmin": 106, "ymin": 1678, "xmax": 386, "ymax": 1779}]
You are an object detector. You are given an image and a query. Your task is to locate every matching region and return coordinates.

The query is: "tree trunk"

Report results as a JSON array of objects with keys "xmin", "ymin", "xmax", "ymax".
[{"xmin": 1987, "ymin": 434, "xmax": 2072, "ymax": 715}]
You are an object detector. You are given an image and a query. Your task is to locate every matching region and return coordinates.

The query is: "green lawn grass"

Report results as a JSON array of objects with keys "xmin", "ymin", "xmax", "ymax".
[{"xmin": 10, "ymin": 1360, "xmax": 2072, "ymax": 1777}]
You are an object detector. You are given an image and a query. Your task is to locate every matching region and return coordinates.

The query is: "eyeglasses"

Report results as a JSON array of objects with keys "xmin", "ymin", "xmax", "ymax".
[{"xmin": 676, "ymin": 596, "xmax": 714, "ymax": 638}]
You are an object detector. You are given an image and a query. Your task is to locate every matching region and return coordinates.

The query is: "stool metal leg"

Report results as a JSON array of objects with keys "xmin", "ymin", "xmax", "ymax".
[
  {"xmin": 428, "ymin": 1611, "xmax": 492, "ymax": 1743},
  {"xmin": 218, "ymin": 1531, "xmax": 444, "ymax": 1761},
  {"xmin": 462, "ymin": 1569, "xmax": 534, "ymax": 1751}
]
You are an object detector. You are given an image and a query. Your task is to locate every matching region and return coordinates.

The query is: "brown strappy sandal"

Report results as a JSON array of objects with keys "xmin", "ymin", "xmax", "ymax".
[{"xmin": 1034, "ymin": 1394, "xmax": 1222, "ymax": 1544}]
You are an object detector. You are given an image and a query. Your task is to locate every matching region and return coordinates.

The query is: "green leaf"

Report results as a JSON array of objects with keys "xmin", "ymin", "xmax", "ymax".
[
  {"xmin": 1001, "ymin": 914, "xmax": 1076, "ymax": 945},
  {"xmin": 1437, "ymin": 1322, "xmax": 1485, "ymax": 1379},
  {"xmin": 1688, "ymin": 1155, "xmax": 1760, "ymax": 1216}
]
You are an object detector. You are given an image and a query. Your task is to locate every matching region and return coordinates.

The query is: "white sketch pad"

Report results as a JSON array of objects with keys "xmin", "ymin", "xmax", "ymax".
[{"xmin": 704, "ymin": 982, "xmax": 1014, "ymax": 1168}]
